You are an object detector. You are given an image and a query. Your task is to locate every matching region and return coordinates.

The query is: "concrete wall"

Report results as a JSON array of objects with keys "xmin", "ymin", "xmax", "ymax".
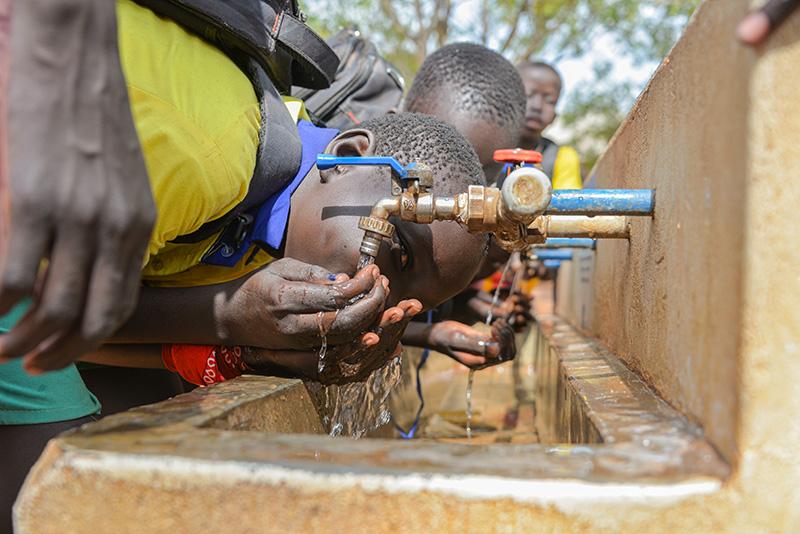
[
  {"xmin": 544, "ymin": 3, "xmax": 800, "ymax": 527},
  {"xmin": 583, "ymin": 0, "xmax": 799, "ymax": 470}
]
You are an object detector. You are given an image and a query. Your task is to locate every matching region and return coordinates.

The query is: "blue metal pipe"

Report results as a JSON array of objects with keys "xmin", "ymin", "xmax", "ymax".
[
  {"xmin": 534, "ymin": 249, "xmax": 573, "ymax": 261},
  {"xmin": 543, "ymin": 238, "xmax": 596, "ymax": 249},
  {"xmin": 546, "ymin": 189, "xmax": 655, "ymax": 216},
  {"xmin": 542, "ymin": 259, "xmax": 563, "ymax": 269}
]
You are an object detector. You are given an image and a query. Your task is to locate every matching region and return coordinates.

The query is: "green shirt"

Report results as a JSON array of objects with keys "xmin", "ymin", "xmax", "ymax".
[{"xmin": 0, "ymin": 302, "xmax": 100, "ymax": 425}]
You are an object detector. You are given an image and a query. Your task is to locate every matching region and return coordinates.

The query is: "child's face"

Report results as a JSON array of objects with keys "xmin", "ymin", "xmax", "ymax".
[
  {"xmin": 519, "ymin": 66, "xmax": 561, "ymax": 141},
  {"xmin": 285, "ymin": 133, "xmax": 486, "ymax": 310}
]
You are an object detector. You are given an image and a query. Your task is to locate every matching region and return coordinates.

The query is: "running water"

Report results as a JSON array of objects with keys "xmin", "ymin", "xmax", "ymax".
[
  {"xmin": 308, "ymin": 251, "xmax": 401, "ymax": 438},
  {"xmin": 317, "ymin": 311, "xmax": 329, "ymax": 375},
  {"xmin": 356, "ymin": 252, "xmax": 375, "ymax": 271},
  {"xmin": 307, "ymin": 355, "xmax": 402, "ymax": 437},
  {"xmin": 465, "ymin": 257, "xmax": 514, "ymax": 440}
]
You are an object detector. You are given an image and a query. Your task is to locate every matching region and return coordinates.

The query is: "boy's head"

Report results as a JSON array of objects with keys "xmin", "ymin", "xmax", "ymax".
[
  {"xmin": 517, "ymin": 60, "xmax": 562, "ymax": 144},
  {"xmin": 401, "ymin": 43, "xmax": 526, "ymax": 182},
  {"xmin": 286, "ymin": 113, "xmax": 488, "ymax": 310}
]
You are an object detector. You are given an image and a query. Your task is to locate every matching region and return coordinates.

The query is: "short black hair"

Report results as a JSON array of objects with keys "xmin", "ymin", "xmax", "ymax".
[
  {"xmin": 517, "ymin": 60, "xmax": 563, "ymax": 89},
  {"xmin": 404, "ymin": 43, "xmax": 525, "ymax": 136},
  {"xmin": 361, "ymin": 112, "xmax": 485, "ymax": 196}
]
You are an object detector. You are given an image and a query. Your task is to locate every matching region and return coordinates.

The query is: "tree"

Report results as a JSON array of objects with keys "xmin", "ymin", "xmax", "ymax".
[{"xmin": 303, "ymin": 0, "xmax": 700, "ymax": 172}]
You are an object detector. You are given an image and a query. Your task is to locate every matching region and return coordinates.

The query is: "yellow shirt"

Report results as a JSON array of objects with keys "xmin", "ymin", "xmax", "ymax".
[
  {"xmin": 117, "ymin": 1, "xmax": 307, "ymax": 287},
  {"xmin": 551, "ymin": 146, "xmax": 583, "ymax": 190}
]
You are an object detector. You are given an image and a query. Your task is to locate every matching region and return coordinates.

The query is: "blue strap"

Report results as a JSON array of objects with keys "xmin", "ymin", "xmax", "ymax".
[{"xmin": 394, "ymin": 310, "xmax": 433, "ymax": 439}]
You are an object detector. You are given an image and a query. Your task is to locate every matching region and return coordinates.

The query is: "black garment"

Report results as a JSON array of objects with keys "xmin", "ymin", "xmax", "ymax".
[{"xmin": 0, "ymin": 367, "xmax": 185, "ymax": 533}]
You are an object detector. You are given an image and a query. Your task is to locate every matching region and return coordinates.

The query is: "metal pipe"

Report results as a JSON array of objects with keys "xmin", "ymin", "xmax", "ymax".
[
  {"xmin": 542, "ymin": 238, "xmax": 596, "ymax": 249},
  {"xmin": 546, "ymin": 189, "xmax": 654, "ymax": 216},
  {"xmin": 530, "ymin": 216, "xmax": 630, "ymax": 239},
  {"xmin": 534, "ymin": 249, "xmax": 573, "ymax": 261}
]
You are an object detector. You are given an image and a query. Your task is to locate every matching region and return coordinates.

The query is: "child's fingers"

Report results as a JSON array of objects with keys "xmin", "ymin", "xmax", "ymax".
[
  {"xmin": 331, "ymin": 265, "xmax": 382, "ymax": 300},
  {"xmin": 325, "ymin": 277, "xmax": 389, "ymax": 342},
  {"xmin": 360, "ymin": 332, "xmax": 380, "ymax": 346},
  {"xmin": 396, "ymin": 299, "xmax": 423, "ymax": 317},
  {"xmin": 277, "ymin": 268, "xmax": 382, "ymax": 313},
  {"xmin": 265, "ymin": 258, "xmax": 337, "ymax": 283}
]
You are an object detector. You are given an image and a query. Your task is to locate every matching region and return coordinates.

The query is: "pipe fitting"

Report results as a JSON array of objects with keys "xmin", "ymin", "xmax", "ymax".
[
  {"xmin": 500, "ymin": 166, "xmax": 552, "ymax": 224},
  {"xmin": 528, "ymin": 215, "xmax": 631, "ymax": 240}
]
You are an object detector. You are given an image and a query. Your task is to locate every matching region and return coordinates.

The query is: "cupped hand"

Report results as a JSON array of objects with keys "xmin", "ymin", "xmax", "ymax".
[
  {"xmin": 428, "ymin": 319, "xmax": 516, "ymax": 370},
  {"xmin": 222, "ymin": 259, "xmax": 392, "ymax": 350},
  {"xmin": 242, "ymin": 299, "xmax": 423, "ymax": 385}
]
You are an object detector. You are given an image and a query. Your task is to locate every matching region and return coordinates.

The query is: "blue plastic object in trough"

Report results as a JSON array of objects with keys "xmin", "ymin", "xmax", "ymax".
[
  {"xmin": 534, "ymin": 249, "xmax": 573, "ymax": 261},
  {"xmin": 543, "ymin": 238, "xmax": 596, "ymax": 249},
  {"xmin": 543, "ymin": 259, "xmax": 562, "ymax": 269},
  {"xmin": 546, "ymin": 189, "xmax": 654, "ymax": 216}
]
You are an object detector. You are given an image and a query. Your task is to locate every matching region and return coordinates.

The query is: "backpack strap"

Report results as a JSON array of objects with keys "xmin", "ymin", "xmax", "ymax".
[
  {"xmin": 132, "ymin": 0, "xmax": 339, "ymax": 93},
  {"xmin": 536, "ymin": 137, "xmax": 560, "ymax": 180},
  {"xmin": 171, "ymin": 59, "xmax": 303, "ymax": 244}
]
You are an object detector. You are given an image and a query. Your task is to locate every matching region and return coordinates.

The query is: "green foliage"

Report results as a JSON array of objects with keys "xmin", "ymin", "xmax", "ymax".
[{"xmin": 302, "ymin": 0, "xmax": 700, "ymax": 171}]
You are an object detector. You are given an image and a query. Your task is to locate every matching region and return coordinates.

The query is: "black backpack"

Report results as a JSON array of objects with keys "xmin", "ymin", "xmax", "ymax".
[
  {"xmin": 131, "ymin": 0, "xmax": 339, "ymax": 245},
  {"xmin": 132, "ymin": 0, "xmax": 339, "ymax": 93},
  {"xmin": 293, "ymin": 28, "xmax": 405, "ymax": 129}
]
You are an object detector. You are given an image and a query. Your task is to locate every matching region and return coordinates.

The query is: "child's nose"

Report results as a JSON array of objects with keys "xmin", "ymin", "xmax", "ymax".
[{"xmin": 528, "ymin": 93, "xmax": 544, "ymax": 110}]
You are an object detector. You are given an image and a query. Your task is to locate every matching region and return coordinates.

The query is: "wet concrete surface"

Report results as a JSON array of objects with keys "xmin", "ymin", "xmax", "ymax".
[{"xmin": 15, "ymin": 316, "xmax": 730, "ymax": 533}]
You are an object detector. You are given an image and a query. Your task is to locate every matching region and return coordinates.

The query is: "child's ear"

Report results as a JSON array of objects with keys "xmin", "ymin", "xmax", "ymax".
[{"xmin": 319, "ymin": 129, "xmax": 376, "ymax": 182}]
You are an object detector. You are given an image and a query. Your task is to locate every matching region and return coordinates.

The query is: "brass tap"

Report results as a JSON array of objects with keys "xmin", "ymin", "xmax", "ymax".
[{"xmin": 356, "ymin": 165, "xmax": 554, "ymax": 261}]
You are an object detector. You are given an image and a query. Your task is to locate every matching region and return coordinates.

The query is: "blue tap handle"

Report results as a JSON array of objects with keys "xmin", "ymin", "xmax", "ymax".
[{"xmin": 316, "ymin": 154, "xmax": 409, "ymax": 178}]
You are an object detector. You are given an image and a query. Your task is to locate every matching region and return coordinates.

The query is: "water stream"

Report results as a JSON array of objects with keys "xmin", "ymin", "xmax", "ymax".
[
  {"xmin": 466, "ymin": 257, "xmax": 514, "ymax": 439},
  {"xmin": 309, "ymin": 251, "xmax": 404, "ymax": 438}
]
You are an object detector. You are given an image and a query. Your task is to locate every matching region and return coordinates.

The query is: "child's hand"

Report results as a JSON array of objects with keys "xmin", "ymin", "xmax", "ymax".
[
  {"xmin": 241, "ymin": 299, "xmax": 423, "ymax": 385},
  {"xmin": 427, "ymin": 319, "xmax": 516, "ymax": 370},
  {"xmin": 221, "ymin": 260, "xmax": 391, "ymax": 351},
  {"xmin": 318, "ymin": 299, "xmax": 422, "ymax": 385},
  {"xmin": 504, "ymin": 291, "xmax": 533, "ymax": 331}
]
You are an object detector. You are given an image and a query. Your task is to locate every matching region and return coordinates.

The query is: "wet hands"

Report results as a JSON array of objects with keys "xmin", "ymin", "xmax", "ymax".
[
  {"xmin": 501, "ymin": 291, "xmax": 533, "ymax": 331},
  {"xmin": 466, "ymin": 290, "xmax": 531, "ymax": 330},
  {"xmin": 241, "ymin": 298, "xmax": 423, "ymax": 385},
  {"xmin": 428, "ymin": 319, "xmax": 516, "ymax": 370},
  {"xmin": 220, "ymin": 259, "xmax": 391, "ymax": 350},
  {"xmin": 317, "ymin": 299, "xmax": 422, "ymax": 385}
]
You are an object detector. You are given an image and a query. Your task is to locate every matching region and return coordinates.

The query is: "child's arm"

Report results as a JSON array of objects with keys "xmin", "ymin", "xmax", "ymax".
[
  {"xmin": 91, "ymin": 299, "xmax": 423, "ymax": 387},
  {"xmin": 112, "ymin": 259, "xmax": 390, "ymax": 350},
  {"xmin": 80, "ymin": 345, "xmax": 164, "ymax": 369}
]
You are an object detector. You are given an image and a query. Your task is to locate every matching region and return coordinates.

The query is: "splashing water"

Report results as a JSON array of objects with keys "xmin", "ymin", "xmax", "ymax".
[
  {"xmin": 307, "ymin": 354, "xmax": 402, "ymax": 438},
  {"xmin": 306, "ymin": 250, "xmax": 399, "ymax": 438},
  {"xmin": 466, "ymin": 257, "xmax": 514, "ymax": 440}
]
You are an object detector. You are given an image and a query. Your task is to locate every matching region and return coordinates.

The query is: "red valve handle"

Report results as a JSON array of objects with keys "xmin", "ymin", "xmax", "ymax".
[{"xmin": 493, "ymin": 148, "xmax": 543, "ymax": 164}]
